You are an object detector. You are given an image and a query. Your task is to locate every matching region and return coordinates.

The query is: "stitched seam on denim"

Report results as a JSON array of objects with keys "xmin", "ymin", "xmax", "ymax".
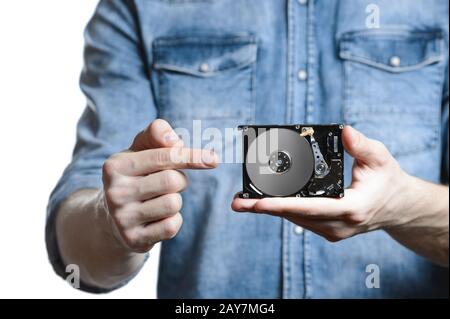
[
  {"xmin": 339, "ymin": 53, "xmax": 444, "ymax": 73},
  {"xmin": 342, "ymin": 60, "xmax": 352, "ymax": 128},
  {"xmin": 281, "ymin": 219, "xmax": 289, "ymax": 298},
  {"xmin": 428, "ymin": 53, "xmax": 448, "ymax": 156},
  {"xmin": 250, "ymin": 44, "xmax": 257, "ymax": 123},
  {"xmin": 346, "ymin": 105, "xmax": 442, "ymax": 117},
  {"xmin": 303, "ymin": 0, "xmax": 315, "ymax": 298},
  {"xmin": 340, "ymin": 29, "xmax": 444, "ymax": 40},
  {"xmin": 286, "ymin": 220, "xmax": 292, "ymax": 298},
  {"xmin": 150, "ymin": 0, "xmax": 216, "ymax": 3},
  {"xmin": 154, "ymin": 35, "xmax": 257, "ymax": 46},
  {"xmin": 339, "ymin": 36, "xmax": 443, "ymax": 54},
  {"xmin": 153, "ymin": 47, "xmax": 164, "ymax": 116},
  {"xmin": 281, "ymin": 0, "xmax": 295, "ymax": 299},
  {"xmin": 156, "ymin": 68, "xmax": 167, "ymax": 117},
  {"xmin": 153, "ymin": 57, "xmax": 257, "ymax": 77},
  {"xmin": 286, "ymin": 0, "xmax": 295, "ymax": 124},
  {"xmin": 304, "ymin": 231, "xmax": 312, "ymax": 299},
  {"xmin": 165, "ymin": 114, "xmax": 247, "ymax": 121},
  {"xmin": 306, "ymin": 0, "xmax": 315, "ymax": 124}
]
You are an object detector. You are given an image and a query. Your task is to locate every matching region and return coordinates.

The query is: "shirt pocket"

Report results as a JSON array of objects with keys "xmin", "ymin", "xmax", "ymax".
[
  {"xmin": 151, "ymin": 34, "xmax": 257, "ymax": 130},
  {"xmin": 339, "ymin": 29, "xmax": 445, "ymax": 157}
]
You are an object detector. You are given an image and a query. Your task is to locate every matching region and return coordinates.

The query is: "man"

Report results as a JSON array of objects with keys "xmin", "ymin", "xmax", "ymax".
[{"xmin": 47, "ymin": 0, "xmax": 449, "ymax": 298}]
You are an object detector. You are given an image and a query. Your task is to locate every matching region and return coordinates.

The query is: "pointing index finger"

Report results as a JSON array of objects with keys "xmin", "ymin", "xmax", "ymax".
[
  {"xmin": 130, "ymin": 119, "xmax": 182, "ymax": 151},
  {"xmin": 121, "ymin": 147, "xmax": 219, "ymax": 176}
]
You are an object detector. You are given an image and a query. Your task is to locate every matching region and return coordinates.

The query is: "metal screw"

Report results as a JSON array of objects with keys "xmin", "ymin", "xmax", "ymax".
[
  {"xmin": 339, "ymin": 124, "xmax": 344, "ymax": 129},
  {"xmin": 243, "ymin": 193, "xmax": 249, "ymax": 198},
  {"xmin": 316, "ymin": 163, "xmax": 327, "ymax": 174}
]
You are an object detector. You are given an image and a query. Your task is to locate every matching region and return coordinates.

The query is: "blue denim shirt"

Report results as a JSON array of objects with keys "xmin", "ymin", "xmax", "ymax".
[{"xmin": 46, "ymin": 0, "xmax": 449, "ymax": 298}]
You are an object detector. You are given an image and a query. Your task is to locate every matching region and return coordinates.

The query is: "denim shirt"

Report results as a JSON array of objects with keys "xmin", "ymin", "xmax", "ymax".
[{"xmin": 46, "ymin": 0, "xmax": 449, "ymax": 298}]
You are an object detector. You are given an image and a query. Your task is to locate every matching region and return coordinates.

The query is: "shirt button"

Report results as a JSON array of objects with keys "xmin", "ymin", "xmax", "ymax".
[
  {"xmin": 298, "ymin": 0, "xmax": 308, "ymax": 5},
  {"xmin": 297, "ymin": 69, "xmax": 308, "ymax": 81},
  {"xmin": 389, "ymin": 56, "xmax": 401, "ymax": 67},
  {"xmin": 199, "ymin": 63, "xmax": 210, "ymax": 73},
  {"xmin": 294, "ymin": 226, "xmax": 304, "ymax": 235}
]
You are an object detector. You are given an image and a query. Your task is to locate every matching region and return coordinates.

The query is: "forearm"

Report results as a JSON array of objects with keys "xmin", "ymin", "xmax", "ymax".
[
  {"xmin": 55, "ymin": 189, "xmax": 146, "ymax": 289},
  {"xmin": 385, "ymin": 175, "xmax": 449, "ymax": 267}
]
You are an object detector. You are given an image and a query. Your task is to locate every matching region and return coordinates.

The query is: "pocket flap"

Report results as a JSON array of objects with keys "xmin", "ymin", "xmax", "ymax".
[
  {"xmin": 339, "ymin": 29, "xmax": 444, "ymax": 73},
  {"xmin": 153, "ymin": 34, "xmax": 257, "ymax": 77}
]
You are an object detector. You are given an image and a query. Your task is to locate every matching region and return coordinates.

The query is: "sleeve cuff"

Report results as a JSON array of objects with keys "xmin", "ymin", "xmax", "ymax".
[{"xmin": 45, "ymin": 174, "xmax": 148, "ymax": 293}]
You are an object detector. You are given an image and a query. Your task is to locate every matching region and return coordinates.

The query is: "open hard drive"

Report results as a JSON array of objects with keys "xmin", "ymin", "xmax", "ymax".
[{"xmin": 239, "ymin": 124, "xmax": 344, "ymax": 198}]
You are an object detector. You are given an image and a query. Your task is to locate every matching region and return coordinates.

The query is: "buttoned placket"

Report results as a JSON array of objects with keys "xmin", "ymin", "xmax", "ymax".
[{"xmin": 283, "ymin": 0, "xmax": 315, "ymax": 299}]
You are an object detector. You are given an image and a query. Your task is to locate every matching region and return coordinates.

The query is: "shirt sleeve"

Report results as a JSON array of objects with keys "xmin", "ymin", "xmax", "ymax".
[{"xmin": 46, "ymin": 0, "xmax": 156, "ymax": 293}]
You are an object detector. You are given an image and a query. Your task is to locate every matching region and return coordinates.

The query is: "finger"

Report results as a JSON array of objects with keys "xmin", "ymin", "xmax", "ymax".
[
  {"xmin": 136, "ymin": 170, "xmax": 187, "ymax": 200},
  {"xmin": 233, "ymin": 189, "xmax": 358, "ymax": 219},
  {"xmin": 232, "ymin": 197, "xmax": 348, "ymax": 240},
  {"xmin": 139, "ymin": 212, "xmax": 183, "ymax": 244},
  {"xmin": 255, "ymin": 197, "xmax": 345, "ymax": 217},
  {"xmin": 130, "ymin": 119, "xmax": 183, "ymax": 151},
  {"xmin": 135, "ymin": 193, "xmax": 182, "ymax": 224},
  {"xmin": 114, "ymin": 147, "xmax": 219, "ymax": 176},
  {"xmin": 342, "ymin": 126, "xmax": 390, "ymax": 168},
  {"xmin": 231, "ymin": 194, "xmax": 259, "ymax": 212}
]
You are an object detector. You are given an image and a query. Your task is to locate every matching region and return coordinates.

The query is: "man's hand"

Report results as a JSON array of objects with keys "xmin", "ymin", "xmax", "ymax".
[
  {"xmin": 102, "ymin": 119, "xmax": 218, "ymax": 253},
  {"xmin": 56, "ymin": 119, "xmax": 218, "ymax": 288},
  {"xmin": 232, "ymin": 126, "xmax": 449, "ymax": 266}
]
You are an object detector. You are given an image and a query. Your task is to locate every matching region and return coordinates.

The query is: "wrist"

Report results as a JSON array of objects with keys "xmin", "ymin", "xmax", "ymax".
[
  {"xmin": 56, "ymin": 189, "xmax": 147, "ymax": 289},
  {"xmin": 378, "ymin": 169, "xmax": 420, "ymax": 231},
  {"xmin": 94, "ymin": 189, "xmax": 147, "ymax": 256},
  {"xmin": 381, "ymin": 176, "xmax": 449, "ymax": 267},
  {"xmin": 383, "ymin": 172, "xmax": 441, "ymax": 231},
  {"xmin": 86, "ymin": 190, "xmax": 147, "ymax": 287}
]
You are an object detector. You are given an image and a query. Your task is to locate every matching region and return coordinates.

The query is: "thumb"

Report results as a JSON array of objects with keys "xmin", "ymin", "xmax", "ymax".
[
  {"xmin": 342, "ymin": 126, "xmax": 390, "ymax": 167},
  {"xmin": 130, "ymin": 119, "xmax": 183, "ymax": 151}
]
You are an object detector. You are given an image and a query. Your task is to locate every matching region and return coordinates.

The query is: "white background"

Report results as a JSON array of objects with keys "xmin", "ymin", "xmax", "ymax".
[{"xmin": 0, "ymin": 1, "xmax": 159, "ymax": 298}]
